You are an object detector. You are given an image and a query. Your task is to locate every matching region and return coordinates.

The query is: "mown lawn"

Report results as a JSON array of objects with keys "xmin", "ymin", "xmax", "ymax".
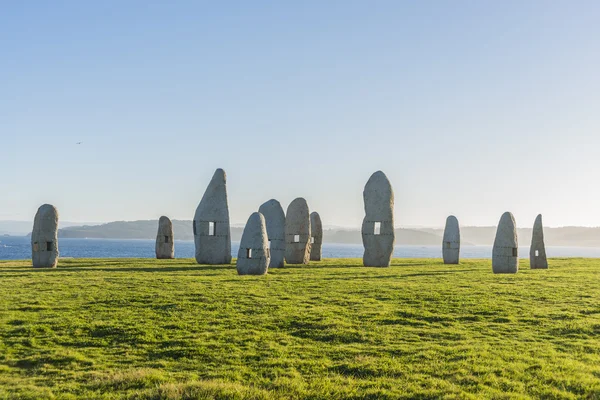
[{"xmin": 0, "ymin": 257, "xmax": 599, "ymax": 399}]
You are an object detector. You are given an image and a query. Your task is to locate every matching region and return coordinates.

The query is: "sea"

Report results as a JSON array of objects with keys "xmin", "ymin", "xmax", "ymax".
[{"xmin": 1, "ymin": 236, "xmax": 600, "ymax": 260}]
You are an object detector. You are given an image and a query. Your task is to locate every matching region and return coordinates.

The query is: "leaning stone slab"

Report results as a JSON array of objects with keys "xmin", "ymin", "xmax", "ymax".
[
  {"xmin": 193, "ymin": 168, "xmax": 232, "ymax": 264},
  {"xmin": 361, "ymin": 171, "xmax": 395, "ymax": 267},
  {"xmin": 258, "ymin": 199, "xmax": 286, "ymax": 268},
  {"xmin": 284, "ymin": 198, "xmax": 311, "ymax": 264},
  {"xmin": 530, "ymin": 214, "xmax": 548, "ymax": 269},
  {"xmin": 31, "ymin": 204, "xmax": 59, "ymax": 268},
  {"xmin": 442, "ymin": 215, "xmax": 460, "ymax": 264},
  {"xmin": 155, "ymin": 216, "xmax": 174, "ymax": 259},
  {"xmin": 492, "ymin": 212, "xmax": 519, "ymax": 274},
  {"xmin": 237, "ymin": 212, "xmax": 270, "ymax": 275},
  {"xmin": 310, "ymin": 212, "xmax": 323, "ymax": 261}
]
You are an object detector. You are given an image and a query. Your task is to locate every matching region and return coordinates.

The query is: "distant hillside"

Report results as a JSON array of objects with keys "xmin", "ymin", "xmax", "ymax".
[{"xmin": 58, "ymin": 220, "xmax": 460, "ymax": 245}]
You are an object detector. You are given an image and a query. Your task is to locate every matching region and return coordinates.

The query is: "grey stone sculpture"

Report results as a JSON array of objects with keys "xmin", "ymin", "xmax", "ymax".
[
  {"xmin": 492, "ymin": 211, "xmax": 519, "ymax": 274},
  {"xmin": 442, "ymin": 215, "xmax": 460, "ymax": 264},
  {"xmin": 362, "ymin": 171, "xmax": 395, "ymax": 267},
  {"xmin": 31, "ymin": 204, "xmax": 59, "ymax": 268},
  {"xmin": 284, "ymin": 198, "xmax": 311, "ymax": 264},
  {"xmin": 310, "ymin": 212, "xmax": 323, "ymax": 261},
  {"xmin": 530, "ymin": 214, "xmax": 548, "ymax": 269},
  {"xmin": 155, "ymin": 216, "xmax": 174, "ymax": 259},
  {"xmin": 193, "ymin": 168, "xmax": 232, "ymax": 264},
  {"xmin": 258, "ymin": 199, "xmax": 286, "ymax": 268},
  {"xmin": 237, "ymin": 212, "xmax": 270, "ymax": 275}
]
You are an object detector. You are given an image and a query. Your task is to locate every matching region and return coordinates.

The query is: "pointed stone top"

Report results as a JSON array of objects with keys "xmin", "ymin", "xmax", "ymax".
[
  {"xmin": 259, "ymin": 199, "xmax": 282, "ymax": 211},
  {"xmin": 494, "ymin": 211, "xmax": 517, "ymax": 247},
  {"xmin": 443, "ymin": 215, "xmax": 460, "ymax": 242},
  {"xmin": 36, "ymin": 204, "xmax": 59, "ymax": 218},
  {"xmin": 212, "ymin": 168, "xmax": 226, "ymax": 182},
  {"xmin": 310, "ymin": 212, "xmax": 322, "ymax": 230},
  {"xmin": 288, "ymin": 197, "xmax": 309, "ymax": 212},
  {"xmin": 363, "ymin": 171, "xmax": 394, "ymax": 218},
  {"xmin": 534, "ymin": 214, "xmax": 543, "ymax": 226},
  {"xmin": 159, "ymin": 216, "xmax": 171, "ymax": 224},
  {"xmin": 445, "ymin": 215, "xmax": 458, "ymax": 227}
]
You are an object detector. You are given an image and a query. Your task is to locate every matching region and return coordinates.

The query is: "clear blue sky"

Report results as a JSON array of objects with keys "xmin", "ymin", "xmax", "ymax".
[{"xmin": 2, "ymin": 1, "xmax": 599, "ymax": 228}]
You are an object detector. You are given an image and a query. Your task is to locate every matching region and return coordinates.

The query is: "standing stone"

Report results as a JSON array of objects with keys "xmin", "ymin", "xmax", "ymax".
[
  {"xmin": 193, "ymin": 168, "xmax": 232, "ymax": 264},
  {"xmin": 31, "ymin": 204, "xmax": 59, "ymax": 268},
  {"xmin": 362, "ymin": 171, "xmax": 395, "ymax": 267},
  {"xmin": 237, "ymin": 212, "xmax": 270, "ymax": 275},
  {"xmin": 492, "ymin": 212, "xmax": 519, "ymax": 274},
  {"xmin": 284, "ymin": 198, "xmax": 311, "ymax": 264},
  {"xmin": 442, "ymin": 215, "xmax": 460, "ymax": 264},
  {"xmin": 258, "ymin": 199, "xmax": 286, "ymax": 268},
  {"xmin": 310, "ymin": 212, "xmax": 323, "ymax": 261},
  {"xmin": 155, "ymin": 216, "xmax": 174, "ymax": 259},
  {"xmin": 530, "ymin": 214, "xmax": 548, "ymax": 269}
]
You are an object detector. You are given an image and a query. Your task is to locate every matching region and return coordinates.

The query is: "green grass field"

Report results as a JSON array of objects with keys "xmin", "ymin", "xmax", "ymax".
[{"xmin": 0, "ymin": 258, "xmax": 599, "ymax": 399}]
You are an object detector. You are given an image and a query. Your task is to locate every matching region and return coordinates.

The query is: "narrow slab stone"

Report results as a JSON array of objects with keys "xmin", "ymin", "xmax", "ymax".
[
  {"xmin": 310, "ymin": 212, "xmax": 323, "ymax": 261},
  {"xmin": 31, "ymin": 204, "xmax": 59, "ymax": 268},
  {"xmin": 361, "ymin": 171, "xmax": 395, "ymax": 267},
  {"xmin": 237, "ymin": 212, "xmax": 270, "ymax": 275},
  {"xmin": 155, "ymin": 216, "xmax": 174, "ymax": 259},
  {"xmin": 530, "ymin": 214, "xmax": 548, "ymax": 269},
  {"xmin": 284, "ymin": 198, "xmax": 311, "ymax": 264},
  {"xmin": 492, "ymin": 211, "xmax": 519, "ymax": 274},
  {"xmin": 193, "ymin": 168, "xmax": 232, "ymax": 264},
  {"xmin": 442, "ymin": 215, "xmax": 460, "ymax": 264},
  {"xmin": 258, "ymin": 199, "xmax": 285, "ymax": 268}
]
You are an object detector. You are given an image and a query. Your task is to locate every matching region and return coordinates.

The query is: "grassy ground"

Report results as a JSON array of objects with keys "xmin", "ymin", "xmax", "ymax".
[{"xmin": 0, "ymin": 258, "xmax": 599, "ymax": 399}]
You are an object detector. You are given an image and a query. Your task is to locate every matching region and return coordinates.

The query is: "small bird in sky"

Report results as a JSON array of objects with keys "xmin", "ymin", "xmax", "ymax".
[{"xmin": 76, "ymin": 142, "xmax": 83, "ymax": 145}]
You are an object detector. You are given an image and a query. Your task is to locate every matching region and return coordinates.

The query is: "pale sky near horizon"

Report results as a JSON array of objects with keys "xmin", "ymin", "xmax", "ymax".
[{"xmin": 2, "ymin": 1, "xmax": 599, "ymax": 228}]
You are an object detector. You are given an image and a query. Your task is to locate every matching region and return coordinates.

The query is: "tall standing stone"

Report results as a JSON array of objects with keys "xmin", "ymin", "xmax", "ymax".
[
  {"xmin": 31, "ymin": 204, "xmax": 59, "ymax": 268},
  {"xmin": 492, "ymin": 212, "xmax": 519, "ymax": 274},
  {"xmin": 530, "ymin": 214, "xmax": 548, "ymax": 269},
  {"xmin": 442, "ymin": 215, "xmax": 460, "ymax": 264},
  {"xmin": 193, "ymin": 168, "xmax": 232, "ymax": 264},
  {"xmin": 237, "ymin": 212, "xmax": 270, "ymax": 275},
  {"xmin": 362, "ymin": 171, "xmax": 395, "ymax": 267},
  {"xmin": 155, "ymin": 216, "xmax": 174, "ymax": 259},
  {"xmin": 284, "ymin": 198, "xmax": 311, "ymax": 264},
  {"xmin": 310, "ymin": 212, "xmax": 323, "ymax": 261},
  {"xmin": 258, "ymin": 199, "xmax": 286, "ymax": 268}
]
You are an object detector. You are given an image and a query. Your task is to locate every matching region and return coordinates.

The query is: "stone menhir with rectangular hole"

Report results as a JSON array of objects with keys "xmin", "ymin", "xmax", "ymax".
[
  {"xmin": 361, "ymin": 171, "xmax": 395, "ymax": 267},
  {"xmin": 530, "ymin": 214, "xmax": 548, "ymax": 269},
  {"xmin": 492, "ymin": 211, "xmax": 519, "ymax": 274},
  {"xmin": 258, "ymin": 199, "xmax": 286, "ymax": 268},
  {"xmin": 237, "ymin": 212, "xmax": 270, "ymax": 275},
  {"xmin": 310, "ymin": 211, "xmax": 323, "ymax": 261},
  {"xmin": 442, "ymin": 215, "xmax": 460, "ymax": 264},
  {"xmin": 155, "ymin": 216, "xmax": 174, "ymax": 259},
  {"xmin": 284, "ymin": 197, "xmax": 311, "ymax": 264},
  {"xmin": 31, "ymin": 204, "xmax": 59, "ymax": 268},
  {"xmin": 193, "ymin": 168, "xmax": 232, "ymax": 264}
]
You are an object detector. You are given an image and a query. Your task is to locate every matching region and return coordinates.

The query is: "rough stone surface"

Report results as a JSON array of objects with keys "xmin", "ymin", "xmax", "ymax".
[
  {"xmin": 284, "ymin": 198, "xmax": 311, "ymax": 264},
  {"xmin": 193, "ymin": 168, "xmax": 232, "ymax": 264},
  {"xmin": 442, "ymin": 215, "xmax": 460, "ymax": 264},
  {"xmin": 492, "ymin": 211, "xmax": 519, "ymax": 274},
  {"xmin": 31, "ymin": 204, "xmax": 59, "ymax": 268},
  {"xmin": 155, "ymin": 216, "xmax": 175, "ymax": 259},
  {"xmin": 258, "ymin": 199, "xmax": 286, "ymax": 268},
  {"xmin": 361, "ymin": 171, "xmax": 395, "ymax": 267},
  {"xmin": 530, "ymin": 214, "xmax": 548, "ymax": 269},
  {"xmin": 237, "ymin": 212, "xmax": 270, "ymax": 275},
  {"xmin": 310, "ymin": 212, "xmax": 323, "ymax": 261}
]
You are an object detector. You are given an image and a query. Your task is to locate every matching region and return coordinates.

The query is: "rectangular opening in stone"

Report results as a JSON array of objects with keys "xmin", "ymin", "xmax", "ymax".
[
  {"xmin": 374, "ymin": 222, "xmax": 381, "ymax": 235},
  {"xmin": 33, "ymin": 242, "xmax": 39, "ymax": 252},
  {"xmin": 294, "ymin": 234, "xmax": 300, "ymax": 243},
  {"xmin": 246, "ymin": 248, "xmax": 252, "ymax": 259},
  {"xmin": 311, "ymin": 237, "xmax": 315, "ymax": 244},
  {"xmin": 165, "ymin": 236, "xmax": 169, "ymax": 243},
  {"xmin": 267, "ymin": 240, "xmax": 271, "ymax": 249},
  {"xmin": 445, "ymin": 241, "xmax": 451, "ymax": 249},
  {"xmin": 535, "ymin": 250, "xmax": 539, "ymax": 257},
  {"xmin": 193, "ymin": 220, "xmax": 197, "ymax": 235},
  {"xmin": 512, "ymin": 248, "xmax": 518, "ymax": 257},
  {"xmin": 209, "ymin": 222, "xmax": 215, "ymax": 236},
  {"xmin": 46, "ymin": 241, "xmax": 53, "ymax": 251}
]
